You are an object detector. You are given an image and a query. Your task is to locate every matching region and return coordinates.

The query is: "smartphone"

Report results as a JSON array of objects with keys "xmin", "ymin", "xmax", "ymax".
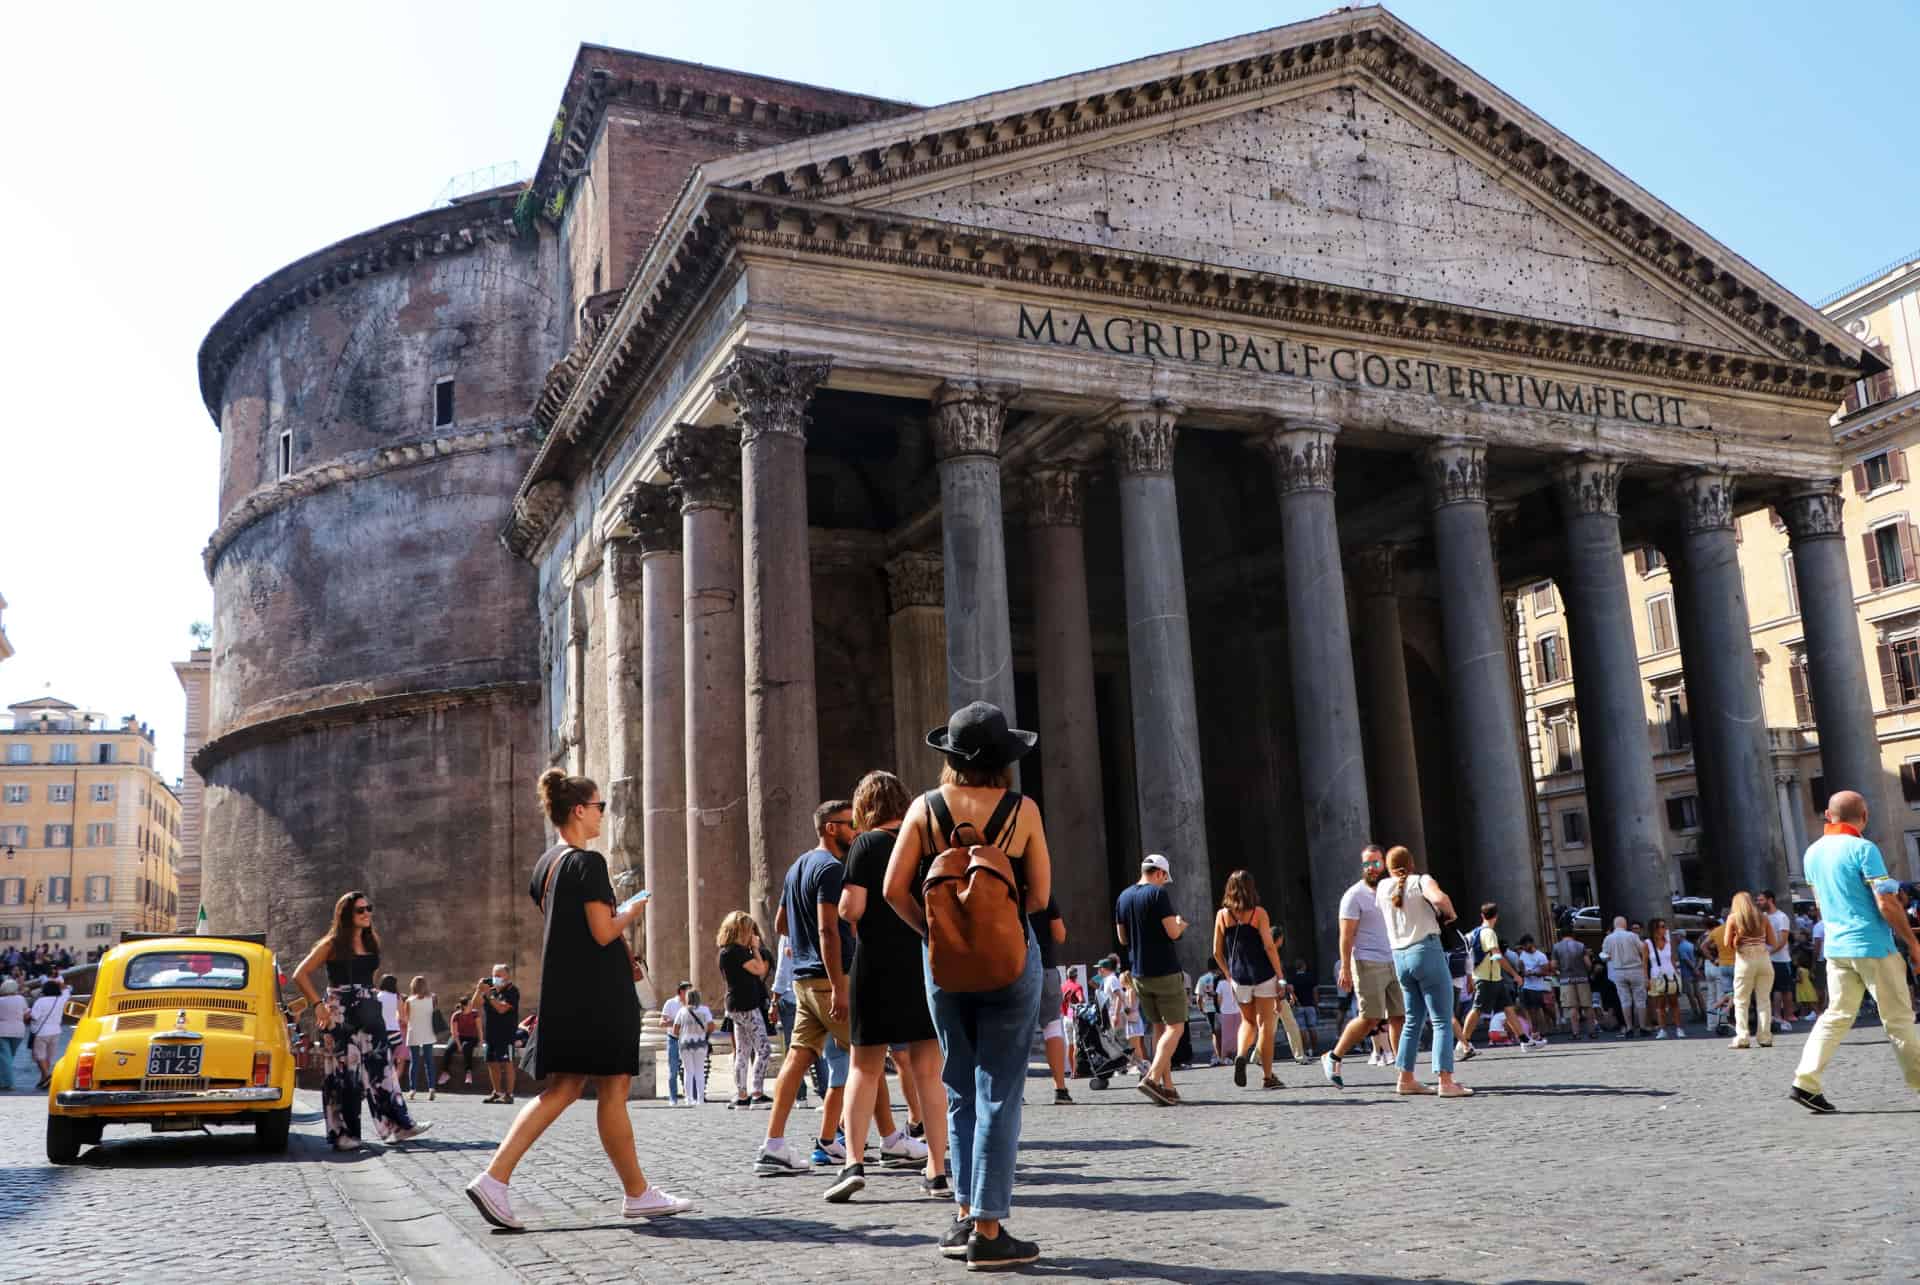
[{"xmin": 618, "ymin": 890, "xmax": 652, "ymax": 914}]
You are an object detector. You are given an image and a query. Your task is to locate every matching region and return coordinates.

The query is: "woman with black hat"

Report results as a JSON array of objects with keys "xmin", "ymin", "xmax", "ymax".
[{"xmin": 884, "ymin": 701, "xmax": 1052, "ymax": 1271}]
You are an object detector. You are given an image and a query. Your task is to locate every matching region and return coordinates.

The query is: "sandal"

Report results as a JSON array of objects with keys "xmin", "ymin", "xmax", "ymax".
[
  {"xmin": 1395, "ymin": 1081, "xmax": 1433, "ymax": 1096},
  {"xmin": 1261, "ymin": 1075, "xmax": 1284, "ymax": 1090},
  {"xmin": 1437, "ymin": 1083, "xmax": 1474, "ymax": 1098}
]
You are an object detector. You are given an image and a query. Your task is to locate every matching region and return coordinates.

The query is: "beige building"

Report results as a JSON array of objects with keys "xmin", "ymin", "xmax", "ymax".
[
  {"xmin": 1, "ymin": 697, "xmax": 182, "ymax": 947},
  {"xmin": 1520, "ymin": 251, "xmax": 1920, "ymax": 906},
  {"xmin": 172, "ymin": 646, "xmax": 211, "ymax": 930}
]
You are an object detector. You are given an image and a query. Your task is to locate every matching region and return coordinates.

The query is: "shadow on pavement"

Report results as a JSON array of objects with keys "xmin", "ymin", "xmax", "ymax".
[
  {"xmin": 493, "ymin": 1214, "xmax": 930, "ymax": 1246},
  {"xmin": 1019, "ymin": 1137, "xmax": 1189, "ymax": 1151},
  {"xmin": 1017, "ymin": 1258, "xmax": 1580, "ymax": 1283},
  {"xmin": 1013, "ymin": 1188, "xmax": 1285, "ymax": 1214},
  {"xmin": 1482, "ymin": 1083, "xmax": 1674, "ymax": 1097}
]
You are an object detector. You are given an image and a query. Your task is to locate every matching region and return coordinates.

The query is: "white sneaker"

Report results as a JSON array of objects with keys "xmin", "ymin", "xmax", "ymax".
[
  {"xmin": 1727, "ymin": 1037, "xmax": 1752, "ymax": 1049},
  {"xmin": 464, "ymin": 1174, "xmax": 522, "ymax": 1230},
  {"xmin": 755, "ymin": 1139, "xmax": 810, "ymax": 1176},
  {"xmin": 1654, "ymin": 1030, "xmax": 1667, "ymax": 1040},
  {"xmin": 1674, "ymin": 1028, "xmax": 1687, "ymax": 1039},
  {"xmin": 1529, "ymin": 1037, "xmax": 1549, "ymax": 1049},
  {"xmin": 623, "ymin": 1188, "xmax": 694, "ymax": 1218},
  {"xmin": 879, "ymin": 1130, "xmax": 928, "ymax": 1168}
]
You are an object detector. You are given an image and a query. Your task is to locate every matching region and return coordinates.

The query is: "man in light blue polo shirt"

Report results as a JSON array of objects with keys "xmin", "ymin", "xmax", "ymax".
[{"xmin": 1790, "ymin": 790, "xmax": 1920, "ymax": 1113}]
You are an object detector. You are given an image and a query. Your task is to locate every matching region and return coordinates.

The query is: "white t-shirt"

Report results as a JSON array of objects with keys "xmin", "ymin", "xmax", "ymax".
[
  {"xmin": 1215, "ymin": 977, "xmax": 1240, "ymax": 1016},
  {"xmin": 29, "ymin": 989, "xmax": 69, "ymax": 1039},
  {"xmin": 1518, "ymin": 949, "xmax": 1552, "ymax": 991},
  {"xmin": 1646, "ymin": 939, "xmax": 1677, "ymax": 980},
  {"xmin": 1374, "ymin": 875, "xmax": 1442, "ymax": 949},
  {"xmin": 1767, "ymin": 910, "xmax": 1792, "ymax": 963},
  {"xmin": 672, "ymin": 1005, "xmax": 713, "ymax": 1044},
  {"xmin": 1339, "ymin": 879, "xmax": 1394, "ymax": 962},
  {"xmin": 1194, "ymin": 972, "xmax": 1218, "ymax": 1014},
  {"xmin": 405, "ymin": 995, "xmax": 435, "ymax": 1040},
  {"xmin": 0, "ymin": 994, "xmax": 27, "ymax": 1037},
  {"xmin": 378, "ymin": 990, "xmax": 402, "ymax": 1034},
  {"xmin": 662, "ymin": 997, "xmax": 685, "ymax": 1026},
  {"xmin": 1811, "ymin": 920, "xmax": 1826, "ymax": 958}
]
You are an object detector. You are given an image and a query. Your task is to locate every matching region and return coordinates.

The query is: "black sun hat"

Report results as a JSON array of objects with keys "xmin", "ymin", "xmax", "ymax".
[{"xmin": 926, "ymin": 701, "xmax": 1038, "ymax": 768}]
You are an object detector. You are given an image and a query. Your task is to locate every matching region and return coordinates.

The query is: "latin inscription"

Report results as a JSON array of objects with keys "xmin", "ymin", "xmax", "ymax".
[{"xmin": 1016, "ymin": 305, "xmax": 1698, "ymax": 427}]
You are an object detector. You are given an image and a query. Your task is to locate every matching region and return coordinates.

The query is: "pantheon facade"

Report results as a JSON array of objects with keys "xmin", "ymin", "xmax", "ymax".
[{"xmin": 197, "ymin": 10, "xmax": 1885, "ymax": 995}]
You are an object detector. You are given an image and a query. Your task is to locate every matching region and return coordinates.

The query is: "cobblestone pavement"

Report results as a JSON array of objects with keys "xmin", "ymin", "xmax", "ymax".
[{"xmin": 4, "ymin": 1021, "xmax": 1919, "ymax": 1283}]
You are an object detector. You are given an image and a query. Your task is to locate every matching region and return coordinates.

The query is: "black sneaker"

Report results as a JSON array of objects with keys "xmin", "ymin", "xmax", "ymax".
[
  {"xmin": 939, "ymin": 1216, "xmax": 975, "ymax": 1259},
  {"xmin": 908, "ymin": 1119, "xmax": 925, "ymax": 1140},
  {"xmin": 728, "ymin": 1098, "xmax": 752, "ymax": 1110},
  {"xmin": 920, "ymin": 1172, "xmax": 952, "ymax": 1200},
  {"xmin": 967, "ymin": 1227, "xmax": 1040, "ymax": 1271},
  {"xmin": 1232, "ymin": 1054, "xmax": 1248, "ymax": 1088},
  {"xmin": 1053, "ymin": 1087, "xmax": 1074, "ymax": 1105},
  {"xmin": 824, "ymin": 1162, "xmax": 866, "ymax": 1203},
  {"xmin": 1789, "ymin": 1086, "xmax": 1837, "ymax": 1114}
]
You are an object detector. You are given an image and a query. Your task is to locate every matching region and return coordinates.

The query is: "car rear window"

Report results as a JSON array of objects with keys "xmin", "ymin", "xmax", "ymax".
[{"xmin": 124, "ymin": 951, "xmax": 250, "ymax": 991}]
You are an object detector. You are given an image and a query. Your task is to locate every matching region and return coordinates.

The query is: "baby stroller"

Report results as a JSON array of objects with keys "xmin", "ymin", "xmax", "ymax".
[{"xmin": 1072, "ymin": 1001, "xmax": 1133, "ymax": 1090}]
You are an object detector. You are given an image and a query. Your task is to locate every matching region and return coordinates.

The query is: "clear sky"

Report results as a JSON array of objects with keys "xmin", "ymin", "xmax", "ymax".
[{"xmin": 0, "ymin": 1, "xmax": 1913, "ymax": 782}]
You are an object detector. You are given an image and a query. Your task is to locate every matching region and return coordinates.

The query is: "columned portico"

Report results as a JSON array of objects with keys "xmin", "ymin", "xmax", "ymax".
[
  {"xmin": 624, "ymin": 482, "xmax": 689, "ymax": 996},
  {"xmin": 932, "ymin": 381, "xmax": 1019, "ymax": 722},
  {"xmin": 1108, "ymin": 402, "xmax": 1212, "ymax": 957},
  {"xmin": 1779, "ymin": 483, "xmax": 1882, "ymax": 812},
  {"xmin": 1022, "ymin": 464, "xmax": 1110, "ymax": 922},
  {"xmin": 1350, "ymin": 545, "xmax": 1425, "ymax": 861},
  {"xmin": 718, "ymin": 348, "xmax": 831, "ymax": 929},
  {"xmin": 885, "ymin": 551, "xmax": 949, "ymax": 792},
  {"xmin": 1262, "ymin": 420, "xmax": 1370, "ymax": 971},
  {"xmin": 1423, "ymin": 439, "xmax": 1541, "ymax": 936},
  {"xmin": 657, "ymin": 423, "xmax": 746, "ymax": 1001},
  {"xmin": 1671, "ymin": 469, "xmax": 1785, "ymax": 899},
  {"xmin": 1552, "ymin": 455, "xmax": 1669, "ymax": 919}
]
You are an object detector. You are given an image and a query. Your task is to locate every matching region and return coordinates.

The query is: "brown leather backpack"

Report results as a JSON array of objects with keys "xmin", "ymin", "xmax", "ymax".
[{"xmin": 921, "ymin": 789, "xmax": 1027, "ymax": 994}]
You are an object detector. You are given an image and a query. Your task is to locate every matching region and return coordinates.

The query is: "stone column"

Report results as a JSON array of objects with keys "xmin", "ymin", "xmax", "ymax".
[
  {"xmin": 622, "ymin": 483, "xmax": 688, "ymax": 999},
  {"xmin": 564, "ymin": 584, "xmax": 588, "ymax": 775},
  {"xmin": 602, "ymin": 535, "xmax": 649, "ymax": 991},
  {"xmin": 1109, "ymin": 403, "xmax": 1211, "ymax": 968},
  {"xmin": 1260, "ymin": 420, "xmax": 1371, "ymax": 975},
  {"xmin": 932, "ymin": 381, "xmax": 1018, "ymax": 720},
  {"xmin": 886, "ymin": 552, "xmax": 949, "ymax": 791},
  {"xmin": 1776, "ymin": 775, "xmax": 1808, "ymax": 881},
  {"xmin": 1552, "ymin": 455, "xmax": 1668, "ymax": 922},
  {"xmin": 1778, "ymin": 483, "xmax": 1881, "ymax": 815},
  {"xmin": 717, "ymin": 348, "xmax": 832, "ymax": 932},
  {"xmin": 1349, "ymin": 545, "xmax": 1426, "ymax": 862},
  {"xmin": 1423, "ymin": 440, "xmax": 1543, "ymax": 939},
  {"xmin": 1672, "ymin": 470, "xmax": 1786, "ymax": 900},
  {"xmin": 1020, "ymin": 466, "xmax": 1110, "ymax": 924},
  {"xmin": 657, "ymin": 424, "xmax": 745, "ymax": 1001}
]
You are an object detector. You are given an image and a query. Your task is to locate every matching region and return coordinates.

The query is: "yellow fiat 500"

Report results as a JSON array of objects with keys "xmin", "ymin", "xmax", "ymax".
[{"xmin": 47, "ymin": 932, "xmax": 298, "ymax": 1163}]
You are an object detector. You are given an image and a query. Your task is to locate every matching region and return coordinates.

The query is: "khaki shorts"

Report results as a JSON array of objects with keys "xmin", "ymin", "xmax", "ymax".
[
  {"xmin": 1134, "ymin": 972, "xmax": 1188, "ymax": 1026},
  {"xmin": 791, "ymin": 977, "xmax": 851, "ymax": 1056},
  {"xmin": 1559, "ymin": 980, "xmax": 1593, "ymax": 1010},
  {"xmin": 1354, "ymin": 959, "xmax": 1405, "ymax": 1021}
]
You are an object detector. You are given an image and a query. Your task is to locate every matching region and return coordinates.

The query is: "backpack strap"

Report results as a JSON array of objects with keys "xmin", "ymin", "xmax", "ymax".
[
  {"xmin": 924, "ymin": 790, "xmax": 959, "ymax": 854},
  {"xmin": 982, "ymin": 791, "xmax": 1022, "ymax": 849}
]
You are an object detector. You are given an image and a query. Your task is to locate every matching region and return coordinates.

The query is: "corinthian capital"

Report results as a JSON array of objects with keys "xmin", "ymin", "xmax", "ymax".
[
  {"xmin": 1019, "ymin": 466, "xmax": 1089, "ymax": 527},
  {"xmin": 655, "ymin": 423, "xmax": 742, "ymax": 511},
  {"xmin": 1775, "ymin": 481, "xmax": 1845, "ymax": 541},
  {"xmin": 1551, "ymin": 454, "xmax": 1626, "ymax": 517},
  {"xmin": 1257, "ymin": 418, "xmax": 1338, "ymax": 495},
  {"xmin": 1423, "ymin": 438, "xmax": 1487, "ymax": 509},
  {"xmin": 1104, "ymin": 401, "xmax": 1184, "ymax": 477},
  {"xmin": 931, "ymin": 380, "xmax": 1016, "ymax": 460},
  {"xmin": 884, "ymin": 551, "xmax": 944, "ymax": 613},
  {"xmin": 1675, "ymin": 468, "xmax": 1736, "ymax": 535},
  {"xmin": 712, "ymin": 348, "xmax": 833, "ymax": 444},
  {"xmin": 619, "ymin": 481, "xmax": 682, "ymax": 554}
]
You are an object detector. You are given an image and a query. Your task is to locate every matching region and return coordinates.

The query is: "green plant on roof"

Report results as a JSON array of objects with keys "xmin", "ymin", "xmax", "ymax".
[
  {"xmin": 512, "ymin": 184, "xmax": 538, "ymax": 237},
  {"xmin": 545, "ymin": 187, "xmax": 568, "ymax": 220},
  {"xmin": 551, "ymin": 110, "xmax": 566, "ymax": 145}
]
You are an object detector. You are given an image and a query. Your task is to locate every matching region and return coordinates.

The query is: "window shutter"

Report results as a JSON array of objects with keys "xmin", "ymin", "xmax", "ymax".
[
  {"xmin": 1879, "ymin": 642, "xmax": 1901, "ymax": 708},
  {"xmin": 1863, "ymin": 530, "xmax": 1884, "ymax": 590},
  {"xmin": 1901, "ymin": 520, "xmax": 1919, "ymax": 587},
  {"xmin": 1534, "ymin": 638, "xmax": 1546, "ymax": 679},
  {"xmin": 1791, "ymin": 663, "xmax": 1812, "ymax": 725},
  {"xmin": 1897, "ymin": 450, "xmax": 1911, "ymax": 484},
  {"xmin": 1904, "ymin": 763, "xmax": 1920, "ymax": 804},
  {"xmin": 1853, "ymin": 462, "xmax": 1871, "ymax": 494}
]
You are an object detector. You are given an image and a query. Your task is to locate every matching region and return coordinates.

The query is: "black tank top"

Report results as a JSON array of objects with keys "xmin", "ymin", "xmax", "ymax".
[
  {"xmin": 325, "ymin": 952, "xmax": 379, "ymax": 987},
  {"xmin": 1224, "ymin": 915, "xmax": 1275, "ymax": 986}
]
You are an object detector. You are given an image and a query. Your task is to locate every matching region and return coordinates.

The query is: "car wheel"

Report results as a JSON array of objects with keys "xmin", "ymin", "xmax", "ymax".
[
  {"xmin": 47, "ymin": 1116, "xmax": 84, "ymax": 1165},
  {"xmin": 255, "ymin": 1107, "xmax": 292, "ymax": 1153}
]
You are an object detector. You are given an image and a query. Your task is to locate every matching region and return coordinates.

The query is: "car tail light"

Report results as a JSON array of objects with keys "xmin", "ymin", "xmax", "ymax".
[
  {"xmin": 252, "ymin": 1051, "xmax": 271, "ymax": 1087},
  {"xmin": 76, "ymin": 1051, "xmax": 95, "ymax": 1090}
]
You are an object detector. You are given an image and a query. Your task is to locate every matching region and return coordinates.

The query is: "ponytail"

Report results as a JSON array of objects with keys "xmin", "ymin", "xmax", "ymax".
[{"xmin": 1391, "ymin": 874, "xmax": 1409, "ymax": 909}]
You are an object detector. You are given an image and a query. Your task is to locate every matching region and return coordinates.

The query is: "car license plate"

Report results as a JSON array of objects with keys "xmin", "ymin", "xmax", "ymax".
[{"xmin": 146, "ymin": 1044, "xmax": 203, "ymax": 1077}]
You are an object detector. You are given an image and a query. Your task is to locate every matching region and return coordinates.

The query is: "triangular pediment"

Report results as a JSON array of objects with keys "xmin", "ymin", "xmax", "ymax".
[{"xmin": 875, "ymin": 84, "xmax": 1760, "ymax": 353}]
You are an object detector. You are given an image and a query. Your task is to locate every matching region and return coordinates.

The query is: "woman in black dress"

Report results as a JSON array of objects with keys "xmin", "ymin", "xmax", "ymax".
[
  {"xmin": 465, "ymin": 769, "xmax": 693, "ymax": 1231},
  {"xmin": 829, "ymin": 770, "xmax": 949, "ymax": 1204}
]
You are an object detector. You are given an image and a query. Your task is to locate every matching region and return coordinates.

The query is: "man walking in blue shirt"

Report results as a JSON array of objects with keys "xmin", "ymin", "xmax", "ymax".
[{"xmin": 1790, "ymin": 790, "xmax": 1920, "ymax": 1113}]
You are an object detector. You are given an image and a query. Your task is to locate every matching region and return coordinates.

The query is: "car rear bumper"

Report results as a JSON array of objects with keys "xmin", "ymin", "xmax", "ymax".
[{"xmin": 55, "ymin": 1086, "xmax": 284, "ymax": 1108}]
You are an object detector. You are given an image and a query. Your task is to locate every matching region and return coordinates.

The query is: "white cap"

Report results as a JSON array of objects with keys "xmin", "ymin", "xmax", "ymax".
[{"xmin": 1142, "ymin": 853, "xmax": 1172, "ymax": 877}]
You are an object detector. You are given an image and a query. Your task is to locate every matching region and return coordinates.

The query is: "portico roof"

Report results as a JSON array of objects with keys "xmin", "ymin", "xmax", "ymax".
[{"xmin": 511, "ymin": 4, "xmax": 1882, "ymax": 527}]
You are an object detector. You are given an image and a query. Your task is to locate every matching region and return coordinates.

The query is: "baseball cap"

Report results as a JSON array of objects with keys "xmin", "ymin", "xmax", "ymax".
[{"xmin": 1142, "ymin": 854, "xmax": 1172, "ymax": 877}]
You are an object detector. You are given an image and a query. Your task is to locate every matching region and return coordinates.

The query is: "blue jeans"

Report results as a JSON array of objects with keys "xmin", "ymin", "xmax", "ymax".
[
  {"xmin": 926, "ymin": 930, "xmax": 1042, "ymax": 1221},
  {"xmin": 1392, "ymin": 935, "xmax": 1455, "ymax": 1076},
  {"xmin": 666, "ymin": 1037, "xmax": 683, "ymax": 1104},
  {"xmin": 0, "ymin": 1035, "xmax": 21, "ymax": 1090},
  {"xmin": 408, "ymin": 1044, "xmax": 435, "ymax": 1092}
]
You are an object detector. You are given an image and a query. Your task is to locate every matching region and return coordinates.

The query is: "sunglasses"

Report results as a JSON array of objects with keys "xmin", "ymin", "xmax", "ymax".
[
  {"xmin": 585, "ymin": 801, "xmax": 609, "ymax": 813},
  {"xmin": 354, "ymin": 905, "xmax": 372, "ymax": 915}
]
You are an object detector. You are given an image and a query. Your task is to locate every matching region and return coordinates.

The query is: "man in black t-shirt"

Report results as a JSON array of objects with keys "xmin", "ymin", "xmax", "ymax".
[
  {"xmin": 1029, "ymin": 898, "xmax": 1072, "ymax": 1105},
  {"xmin": 1114, "ymin": 855, "xmax": 1189, "ymax": 1105},
  {"xmin": 474, "ymin": 964, "xmax": 521, "ymax": 1104}
]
